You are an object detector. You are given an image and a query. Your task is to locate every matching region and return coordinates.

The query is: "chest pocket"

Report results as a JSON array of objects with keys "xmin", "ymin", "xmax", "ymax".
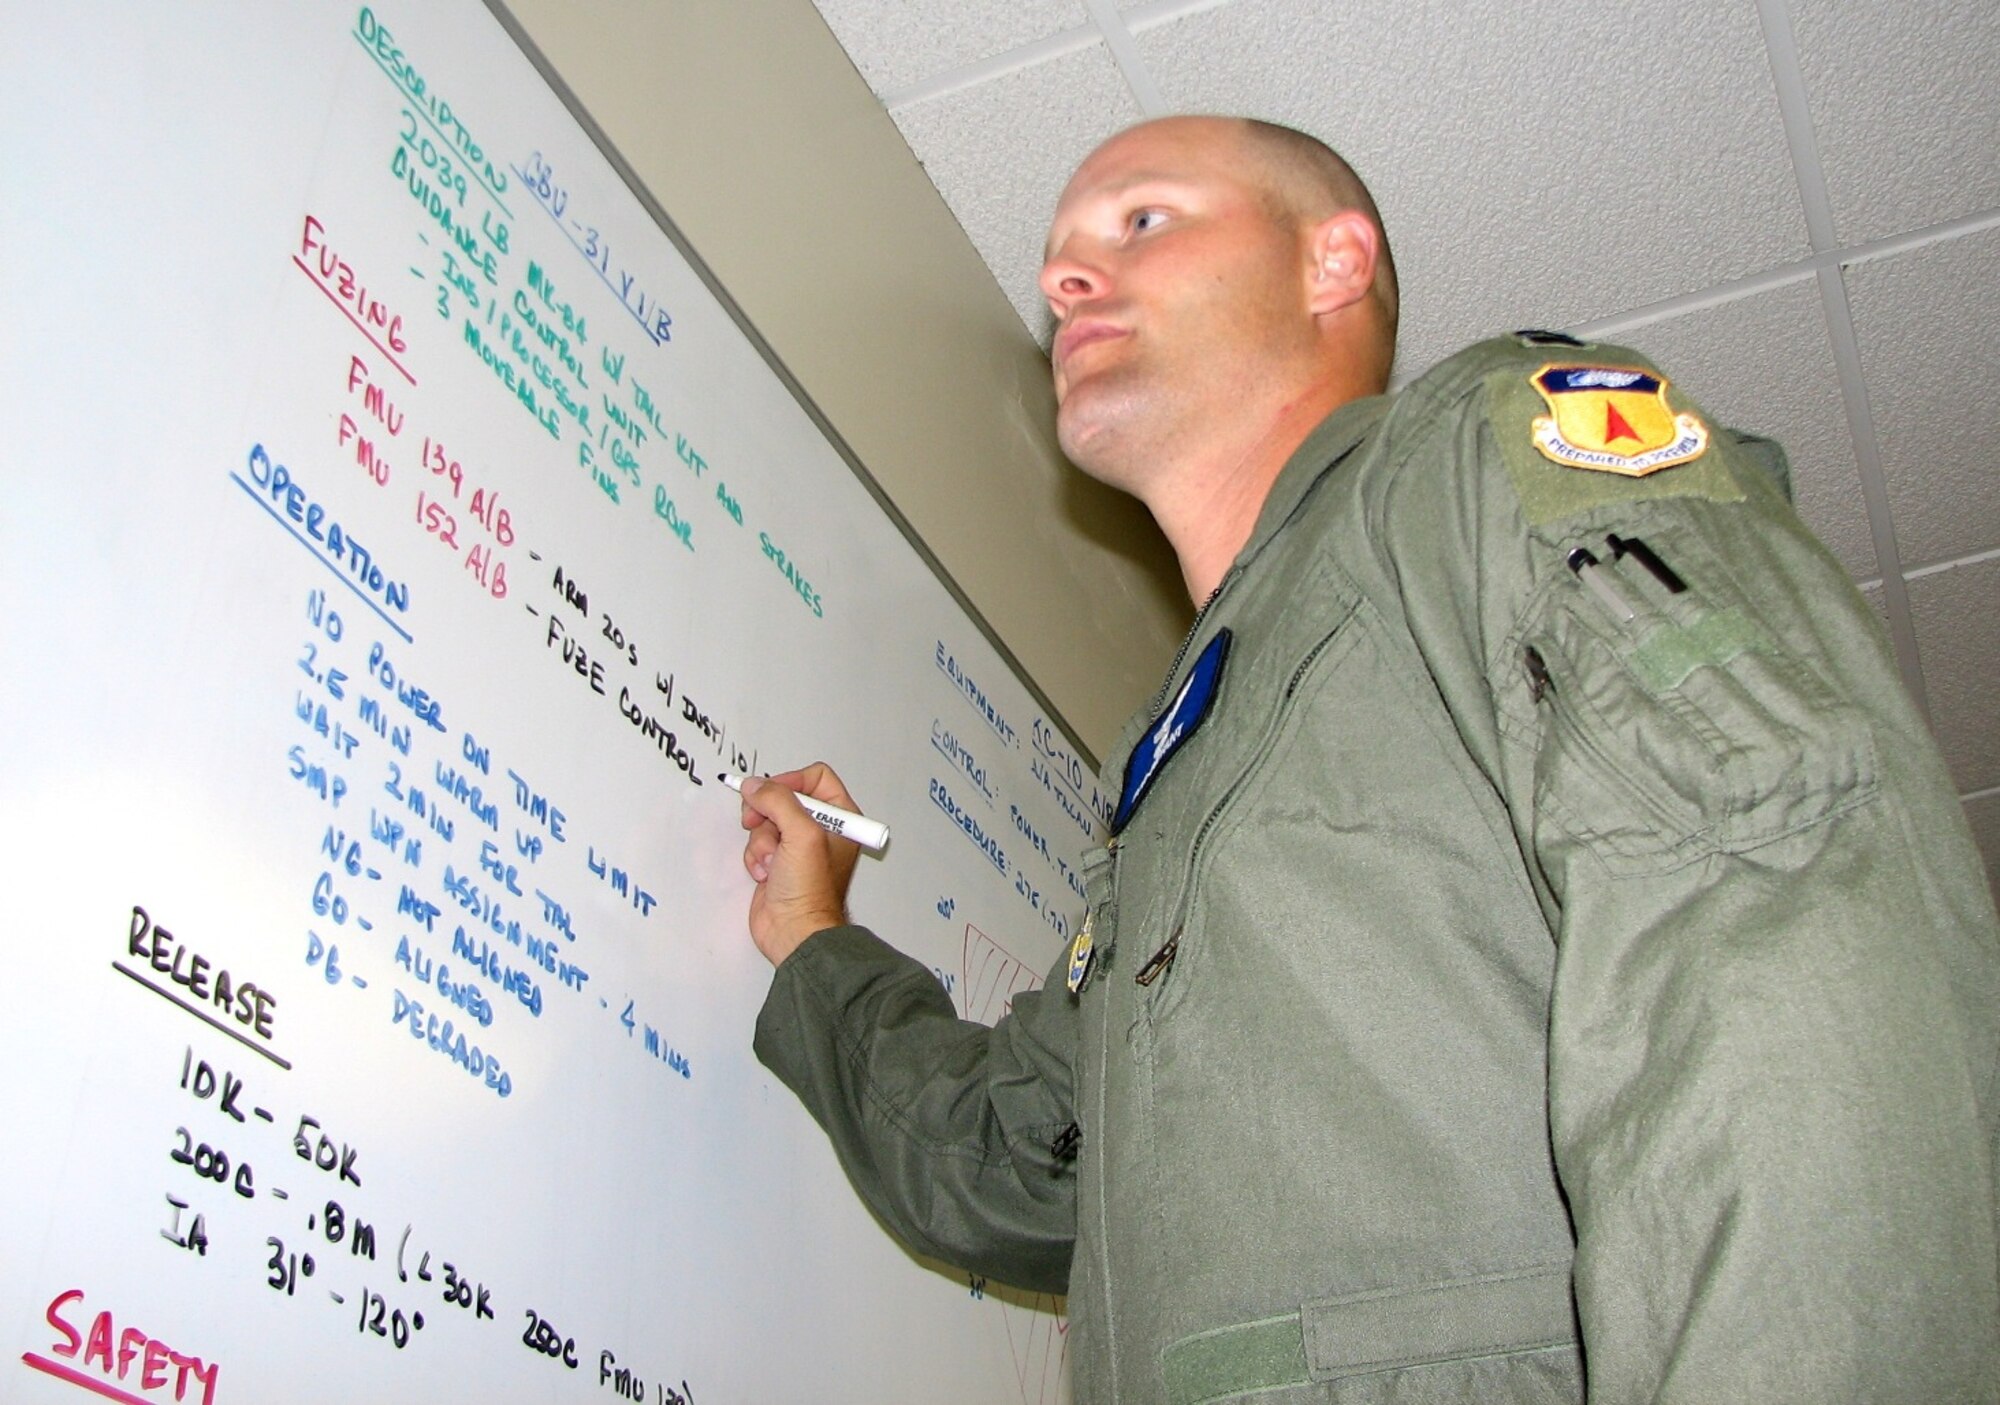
[
  {"xmin": 1123, "ymin": 555, "xmax": 1366, "ymax": 1026},
  {"xmin": 1525, "ymin": 519, "xmax": 1878, "ymax": 875}
]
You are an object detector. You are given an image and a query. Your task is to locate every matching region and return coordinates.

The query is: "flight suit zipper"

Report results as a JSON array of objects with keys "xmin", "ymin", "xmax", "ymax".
[
  {"xmin": 1144, "ymin": 567, "xmax": 1241, "ymax": 718},
  {"xmin": 1136, "ymin": 611, "xmax": 1355, "ymax": 998}
]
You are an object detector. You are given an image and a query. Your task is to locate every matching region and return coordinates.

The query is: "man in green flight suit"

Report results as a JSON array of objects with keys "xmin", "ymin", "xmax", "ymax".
[{"xmin": 733, "ymin": 115, "xmax": 2000, "ymax": 1403}]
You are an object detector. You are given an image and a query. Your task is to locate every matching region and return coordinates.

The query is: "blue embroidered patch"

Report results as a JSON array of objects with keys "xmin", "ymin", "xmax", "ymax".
[{"xmin": 1113, "ymin": 629, "xmax": 1231, "ymax": 834}]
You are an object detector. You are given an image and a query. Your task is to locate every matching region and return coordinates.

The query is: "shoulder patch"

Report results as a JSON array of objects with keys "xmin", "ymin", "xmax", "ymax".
[
  {"xmin": 1487, "ymin": 365, "xmax": 1743, "ymax": 528},
  {"xmin": 1530, "ymin": 364, "xmax": 1709, "ymax": 476}
]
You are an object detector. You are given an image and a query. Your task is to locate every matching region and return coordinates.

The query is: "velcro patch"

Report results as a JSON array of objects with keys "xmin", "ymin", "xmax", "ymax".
[
  {"xmin": 1487, "ymin": 367, "xmax": 1743, "ymax": 528},
  {"xmin": 1114, "ymin": 629, "xmax": 1230, "ymax": 834},
  {"xmin": 1629, "ymin": 606, "xmax": 1775, "ymax": 694}
]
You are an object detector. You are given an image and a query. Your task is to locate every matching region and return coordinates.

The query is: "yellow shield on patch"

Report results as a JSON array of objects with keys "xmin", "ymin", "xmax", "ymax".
[{"xmin": 1530, "ymin": 364, "xmax": 1709, "ymax": 476}]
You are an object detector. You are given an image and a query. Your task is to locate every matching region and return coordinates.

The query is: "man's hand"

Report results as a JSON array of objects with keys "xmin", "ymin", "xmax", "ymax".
[{"xmin": 737, "ymin": 763, "xmax": 864, "ymax": 966}]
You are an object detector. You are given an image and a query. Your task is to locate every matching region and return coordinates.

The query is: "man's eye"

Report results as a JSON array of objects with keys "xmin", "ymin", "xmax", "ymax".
[{"xmin": 1129, "ymin": 209, "xmax": 1167, "ymax": 234}]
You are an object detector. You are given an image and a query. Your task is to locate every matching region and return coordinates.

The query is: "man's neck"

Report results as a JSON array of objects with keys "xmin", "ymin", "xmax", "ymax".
[{"xmin": 1151, "ymin": 384, "xmax": 1349, "ymax": 603}]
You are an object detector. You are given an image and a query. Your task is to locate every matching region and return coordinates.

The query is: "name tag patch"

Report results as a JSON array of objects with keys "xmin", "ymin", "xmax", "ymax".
[{"xmin": 1113, "ymin": 629, "xmax": 1231, "ymax": 834}]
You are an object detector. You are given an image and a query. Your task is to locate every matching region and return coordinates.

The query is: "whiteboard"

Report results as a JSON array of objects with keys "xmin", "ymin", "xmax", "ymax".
[{"xmin": 0, "ymin": 5, "xmax": 1109, "ymax": 1402}]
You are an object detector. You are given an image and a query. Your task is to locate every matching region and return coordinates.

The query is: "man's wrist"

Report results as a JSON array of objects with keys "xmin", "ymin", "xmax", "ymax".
[{"xmin": 763, "ymin": 912, "xmax": 844, "ymax": 967}]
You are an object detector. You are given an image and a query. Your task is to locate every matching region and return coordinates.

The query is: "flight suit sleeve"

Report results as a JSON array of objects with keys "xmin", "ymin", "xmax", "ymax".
[
  {"xmin": 753, "ymin": 924, "xmax": 1079, "ymax": 1293},
  {"xmin": 1380, "ymin": 343, "xmax": 2000, "ymax": 1402}
]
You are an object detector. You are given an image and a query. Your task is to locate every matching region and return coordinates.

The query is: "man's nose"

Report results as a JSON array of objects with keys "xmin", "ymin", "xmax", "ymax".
[{"xmin": 1040, "ymin": 245, "xmax": 1106, "ymax": 318}]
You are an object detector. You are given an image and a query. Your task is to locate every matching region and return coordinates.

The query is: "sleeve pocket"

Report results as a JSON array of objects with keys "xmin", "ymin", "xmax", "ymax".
[{"xmin": 1527, "ymin": 568, "xmax": 1877, "ymax": 875}]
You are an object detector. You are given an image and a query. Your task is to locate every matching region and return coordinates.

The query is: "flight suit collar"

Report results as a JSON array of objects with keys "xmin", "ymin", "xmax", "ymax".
[{"xmin": 1233, "ymin": 392, "xmax": 1389, "ymax": 572}]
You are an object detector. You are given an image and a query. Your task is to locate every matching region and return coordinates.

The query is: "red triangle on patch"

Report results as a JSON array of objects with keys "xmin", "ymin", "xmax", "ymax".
[{"xmin": 1604, "ymin": 401, "xmax": 1641, "ymax": 445}]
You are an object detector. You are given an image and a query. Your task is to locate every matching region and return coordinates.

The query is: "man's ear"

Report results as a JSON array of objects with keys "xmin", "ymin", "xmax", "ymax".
[{"xmin": 1305, "ymin": 210, "xmax": 1379, "ymax": 317}]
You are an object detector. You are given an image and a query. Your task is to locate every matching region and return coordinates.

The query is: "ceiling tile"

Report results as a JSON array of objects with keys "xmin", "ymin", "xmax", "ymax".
[
  {"xmin": 1600, "ymin": 279, "xmax": 1875, "ymax": 579},
  {"xmin": 890, "ymin": 44, "xmax": 1144, "ymax": 337},
  {"xmin": 1963, "ymin": 790, "xmax": 2000, "ymax": 909},
  {"xmin": 1131, "ymin": 0, "xmax": 1810, "ymax": 380},
  {"xmin": 1845, "ymin": 224, "xmax": 2000, "ymax": 570},
  {"xmin": 812, "ymin": 0, "xmax": 1088, "ymax": 96},
  {"xmin": 1122, "ymin": 0, "xmax": 1234, "ymax": 15},
  {"xmin": 1789, "ymin": 0, "xmax": 2000, "ymax": 246},
  {"xmin": 1906, "ymin": 554, "xmax": 2000, "ymax": 795}
]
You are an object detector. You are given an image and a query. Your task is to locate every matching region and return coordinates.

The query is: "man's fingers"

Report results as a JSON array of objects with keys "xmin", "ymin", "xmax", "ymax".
[
  {"xmin": 743, "ymin": 825, "xmax": 778, "ymax": 881},
  {"xmin": 748, "ymin": 764, "xmax": 859, "ymax": 813},
  {"xmin": 739, "ymin": 775, "xmax": 821, "ymax": 838},
  {"xmin": 792, "ymin": 762, "xmax": 859, "ymax": 811},
  {"xmin": 736, "ymin": 767, "xmax": 865, "ymax": 844},
  {"xmin": 733, "ymin": 763, "xmax": 865, "ymax": 967}
]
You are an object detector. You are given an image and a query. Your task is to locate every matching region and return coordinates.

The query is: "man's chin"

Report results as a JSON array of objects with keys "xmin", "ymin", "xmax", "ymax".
[
  {"xmin": 1055, "ymin": 379, "xmax": 1116, "ymax": 445},
  {"xmin": 1054, "ymin": 399, "xmax": 1107, "ymax": 467},
  {"xmin": 1056, "ymin": 412, "xmax": 1146, "ymax": 493}
]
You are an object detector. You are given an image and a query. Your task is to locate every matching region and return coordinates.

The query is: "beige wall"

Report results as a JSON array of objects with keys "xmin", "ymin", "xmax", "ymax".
[{"xmin": 495, "ymin": 0, "xmax": 1187, "ymax": 761}]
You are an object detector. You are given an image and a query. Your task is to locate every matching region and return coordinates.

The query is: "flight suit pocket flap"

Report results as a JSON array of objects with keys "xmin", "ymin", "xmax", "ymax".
[
  {"xmin": 1525, "ymin": 516, "xmax": 1879, "ymax": 872},
  {"xmin": 1301, "ymin": 1266, "xmax": 1575, "ymax": 1381}
]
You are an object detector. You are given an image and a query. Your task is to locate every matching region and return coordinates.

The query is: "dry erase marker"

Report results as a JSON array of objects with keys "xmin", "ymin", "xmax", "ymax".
[{"xmin": 718, "ymin": 773, "xmax": 891, "ymax": 852}]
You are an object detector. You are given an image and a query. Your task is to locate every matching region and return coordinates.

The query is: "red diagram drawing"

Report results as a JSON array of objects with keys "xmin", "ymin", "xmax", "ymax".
[
  {"xmin": 1000, "ymin": 1292, "xmax": 1069, "ymax": 1405},
  {"xmin": 961, "ymin": 922, "xmax": 1044, "ymax": 1024},
  {"xmin": 962, "ymin": 925, "xmax": 1070, "ymax": 1401}
]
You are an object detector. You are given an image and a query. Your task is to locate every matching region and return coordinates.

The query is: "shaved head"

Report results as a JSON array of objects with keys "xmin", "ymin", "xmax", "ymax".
[
  {"xmin": 1039, "ymin": 114, "xmax": 1401, "ymax": 595},
  {"xmin": 1237, "ymin": 119, "xmax": 1399, "ymax": 333}
]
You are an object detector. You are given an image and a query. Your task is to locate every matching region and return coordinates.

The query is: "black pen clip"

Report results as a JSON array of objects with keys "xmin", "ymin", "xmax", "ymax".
[{"xmin": 1606, "ymin": 533, "xmax": 1687, "ymax": 594}]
